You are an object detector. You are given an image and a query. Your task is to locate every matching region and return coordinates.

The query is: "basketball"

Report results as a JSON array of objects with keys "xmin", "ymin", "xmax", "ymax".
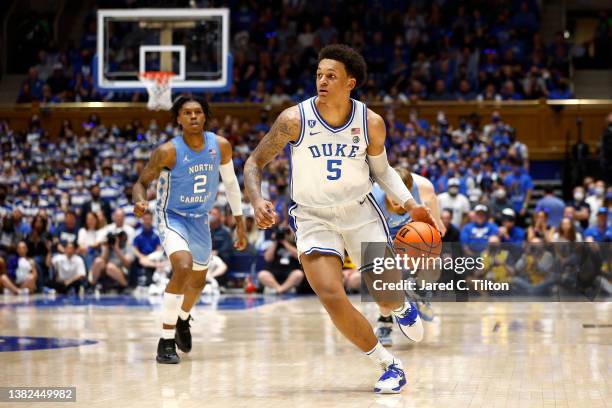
[{"xmin": 394, "ymin": 221, "xmax": 442, "ymax": 258}]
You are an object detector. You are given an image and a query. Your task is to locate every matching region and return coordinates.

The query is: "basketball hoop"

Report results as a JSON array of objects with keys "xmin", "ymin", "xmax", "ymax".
[{"xmin": 138, "ymin": 71, "xmax": 175, "ymax": 111}]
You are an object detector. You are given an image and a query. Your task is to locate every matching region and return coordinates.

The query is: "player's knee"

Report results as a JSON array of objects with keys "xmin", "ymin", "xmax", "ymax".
[
  {"xmin": 172, "ymin": 263, "xmax": 191, "ymax": 283},
  {"xmin": 188, "ymin": 272, "xmax": 206, "ymax": 290},
  {"xmin": 315, "ymin": 285, "xmax": 345, "ymax": 307}
]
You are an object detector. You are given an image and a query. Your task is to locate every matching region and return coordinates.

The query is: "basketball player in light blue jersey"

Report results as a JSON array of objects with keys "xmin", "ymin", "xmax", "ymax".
[
  {"xmin": 133, "ymin": 96, "xmax": 247, "ymax": 364},
  {"xmin": 372, "ymin": 167, "xmax": 445, "ymax": 346},
  {"xmin": 244, "ymin": 45, "xmax": 439, "ymax": 394}
]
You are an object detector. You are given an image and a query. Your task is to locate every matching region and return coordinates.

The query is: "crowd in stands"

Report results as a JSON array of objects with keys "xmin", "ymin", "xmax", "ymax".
[
  {"xmin": 16, "ymin": 0, "xmax": 588, "ymax": 104},
  {"xmin": 0, "ymin": 107, "xmax": 610, "ymax": 297}
]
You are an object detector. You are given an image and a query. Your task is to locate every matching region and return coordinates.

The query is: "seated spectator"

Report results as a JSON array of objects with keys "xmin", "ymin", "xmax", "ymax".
[
  {"xmin": 206, "ymin": 254, "xmax": 228, "ymax": 287},
  {"xmin": 585, "ymin": 180, "xmax": 605, "ymax": 226},
  {"xmin": 210, "ymin": 207, "xmax": 234, "ymax": 267},
  {"xmin": 257, "ymin": 227, "xmax": 304, "ymax": 295},
  {"xmin": 131, "ymin": 211, "xmax": 162, "ymax": 287},
  {"xmin": 513, "ymin": 237, "xmax": 556, "ymax": 295},
  {"xmin": 536, "ymin": 186, "xmax": 565, "ymax": 227},
  {"xmin": 490, "ymin": 186, "xmax": 513, "ymax": 221},
  {"xmin": 584, "ymin": 208, "xmax": 611, "ymax": 242},
  {"xmin": 102, "ymin": 209, "xmax": 136, "ymax": 245},
  {"xmin": 527, "ymin": 209, "xmax": 554, "ymax": 242},
  {"xmin": 551, "ymin": 217, "xmax": 583, "ymax": 242},
  {"xmin": 0, "ymin": 241, "xmax": 37, "ymax": 295},
  {"xmin": 460, "ymin": 204, "xmax": 499, "ymax": 255},
  {"xmin": 89, "ymin": 230, "xmax": 132, "ymax": 290},
  {"xmin": 498, "ymin": 208, "xmax": 525, "ymax": 251},
  {"xmin": 569, "ymin": 186, "xmax": 591, "ymax": 230},
  {"xmin": 25, "ymin": 214, "xmax": 52, "ymax": 289},
  {"xmin": 50, "ymin": 241, "xmax": 87, "ymax": 294},
  {"xmin": 77, "ymin": 211, "xmax": 103, "ymax": 268},
  {"xmin": 480, "ymin": 235, "xmax": 515, "ymax": 285},
  {"xmin": 440, "ymin": 209, "xmax": 460, "ymax": 243},
  {"xmin": 53, "ymin": 210, "xmax": 80, "ymax": 253}
]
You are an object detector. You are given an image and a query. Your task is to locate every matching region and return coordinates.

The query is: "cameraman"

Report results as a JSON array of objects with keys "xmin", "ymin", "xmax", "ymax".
[
  {"xmin": 89, "ymin": 230, "xmax": 133, "ymax": 290},
  {"xmin": 257, "ymin": 227, "xmax": 303, "ymax": 295}
]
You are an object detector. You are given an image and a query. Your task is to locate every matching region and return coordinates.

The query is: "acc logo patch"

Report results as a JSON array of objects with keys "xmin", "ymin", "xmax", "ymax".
[{"xmin": 352, "ymin": 136, "xmax": 360, "ymax": 144}]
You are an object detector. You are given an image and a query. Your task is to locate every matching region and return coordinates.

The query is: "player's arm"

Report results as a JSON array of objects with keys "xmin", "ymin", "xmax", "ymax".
[
  {"xmin": 415, "ymin": 175, "xmax": 446, "ymax": 237},
  {"xmin": 244, "ymin": 106, "xmax": 300, "ymax": 229},
  {"xmin": 365, "ymin": 109, "xmax": 436, "ymax": 228},
  {"xmin": 217, "ymin": 135, "xmax": 247, "ymax": 250},
  {"xmin": 132, "ymin": 142, "xmax": 175, "ymax": 218}
]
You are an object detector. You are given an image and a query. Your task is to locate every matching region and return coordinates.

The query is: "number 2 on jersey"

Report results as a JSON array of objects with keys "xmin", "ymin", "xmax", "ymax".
[
  {"xmin": 326, "ymin": 159, "xmax": 342, "ymax": 180},
  {"xmin": 193, "ymin": 175, "xmax": 207, "ymax": 193}
]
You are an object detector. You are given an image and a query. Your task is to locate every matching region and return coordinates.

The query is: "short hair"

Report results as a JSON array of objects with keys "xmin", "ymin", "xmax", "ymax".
[
  {"xmin": 318, "ymin": 45, "xmax": 367, "ymax": 88},
  {"xmin": 171, "ymin": 95, "xmax": 211, "ymax": 127},
  {"xmin": 394, "ymin": 167, "xmax": 414, "ymax": 190}
]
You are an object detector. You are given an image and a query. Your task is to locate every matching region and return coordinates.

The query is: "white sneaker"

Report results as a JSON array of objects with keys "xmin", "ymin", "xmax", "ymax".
[
  {"xmin": 393, "ymin": 301, "xmax": 424, "ymax": 342},
  {"xmin": 374, "ymin": 361, "xmax": 406, "ymax": 394}
]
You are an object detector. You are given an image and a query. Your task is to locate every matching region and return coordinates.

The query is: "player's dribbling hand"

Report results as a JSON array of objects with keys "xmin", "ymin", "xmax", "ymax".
[
  {"xmin": 234, "ymin": 220, "xmax": 248, "ymax": 251},
  {"xmin": 253, "ymin": 199, "xmax": 277, "ymax": 229},
  {"xmin": 409, "ymin": 205, "xmax": 438, "ymax": 231},
  {"xmin": 134, "ymin": 201, "xmax": 148, "ymax": 218}
]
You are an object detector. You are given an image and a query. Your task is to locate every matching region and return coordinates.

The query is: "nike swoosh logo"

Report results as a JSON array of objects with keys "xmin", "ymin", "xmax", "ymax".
[
  {"xmin": 310, "ymin": 131, "xmax": 321, "ymax": 136},
  {"xmin": 359, "ymin": 197, "xmax": 366, "ymax": 205}
]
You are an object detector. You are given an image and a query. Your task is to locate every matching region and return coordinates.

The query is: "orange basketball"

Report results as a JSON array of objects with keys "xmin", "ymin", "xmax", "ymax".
[{"xmin": 394, "ymin": 221, "xmax": 442, "ymax": 258}]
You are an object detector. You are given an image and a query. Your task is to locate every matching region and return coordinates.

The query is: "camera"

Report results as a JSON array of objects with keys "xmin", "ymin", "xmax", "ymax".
[
  {"xmin": 272, "ymin": 227, "xmax": 290, "ymax": 242},
  {"xmin": 107, "ymin": 232, "xmax": 117, "ymax": 246}
]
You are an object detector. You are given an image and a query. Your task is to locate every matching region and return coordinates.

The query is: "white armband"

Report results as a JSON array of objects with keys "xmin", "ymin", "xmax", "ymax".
[
  {"xmin": 219, "ymin": 161, "xmax": 243, "ymax": 216},
  {"xmin": 367, "ymin": 149, "xmax": 413, "ymax": 205}
]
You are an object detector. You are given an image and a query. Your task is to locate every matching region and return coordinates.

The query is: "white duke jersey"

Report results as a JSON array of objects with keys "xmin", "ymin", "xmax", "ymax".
[{"xmin": 290, "ymin": 97, "xmax": 371, "ymax": 207}]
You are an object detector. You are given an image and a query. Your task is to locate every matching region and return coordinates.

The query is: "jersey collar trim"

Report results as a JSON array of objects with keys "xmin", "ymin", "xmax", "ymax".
[{"xmin": 310, "ymin": 97, "xmax": 356, "ymax": 133}]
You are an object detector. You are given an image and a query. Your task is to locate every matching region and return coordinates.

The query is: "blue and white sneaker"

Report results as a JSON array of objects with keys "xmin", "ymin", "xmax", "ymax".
[
  {"xmin": 393, "ymin": 301, "xmax": 424, "ymax": 342},
  {"xmin": 375, "ymin": 317, "xmax": 393, "ymax": 347},
  {"xmin": 416, "ymin": 300, "xmax": 435, "ymax": 323},
  {"xmin": 374, "ymin": 362, "xmax": 406, "ymax": 394}
]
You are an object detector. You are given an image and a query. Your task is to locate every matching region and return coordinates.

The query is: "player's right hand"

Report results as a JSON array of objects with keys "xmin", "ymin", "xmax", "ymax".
[
  {"xmin": 134, "ymin": 201, "xmax": 148, "ymax": 218},
  {"xmin": 253, "ymin": 199, "xmax": 277, "ymax": 229},
  {"xmin": 409, "ymin": 205, "xmax": 438, "ymax": 231}
]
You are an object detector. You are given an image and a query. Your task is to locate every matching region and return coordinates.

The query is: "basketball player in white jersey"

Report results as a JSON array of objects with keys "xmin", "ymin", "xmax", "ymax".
[
  {"xmin": 244, "ymin": 45, "xmax": 438, "ymax": 394},
  {"xmin": 372, "ymin": 168, "xmax": 446, "ymax": 346}
]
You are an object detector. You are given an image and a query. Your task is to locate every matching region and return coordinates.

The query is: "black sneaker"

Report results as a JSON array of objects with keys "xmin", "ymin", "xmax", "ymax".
[
  {"xmin": 175, "ymin": 315, "xmax": 193, "ymax": 353},
  {"xmin": 156, "ymin": 338, "xmax": 180, "ymax": 364}
]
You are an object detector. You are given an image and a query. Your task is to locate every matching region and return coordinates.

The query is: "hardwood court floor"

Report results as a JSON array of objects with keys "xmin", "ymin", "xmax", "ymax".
[{"xmin": 0, "ymin": 294, "xmax": 610, "ymax": 408}]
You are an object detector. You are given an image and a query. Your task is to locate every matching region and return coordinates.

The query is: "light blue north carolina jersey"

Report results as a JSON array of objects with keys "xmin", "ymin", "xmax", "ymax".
[
  {"xmin": 157, "ymin": 131, "xmax": 220, "ymax": 217},
  {"xmin": 290, "ymin": 96, "xmax": 371, "ymax": 207},
  {"xmin": 372, "ymin": 176, "xmax": 422, "ymax": 237}
]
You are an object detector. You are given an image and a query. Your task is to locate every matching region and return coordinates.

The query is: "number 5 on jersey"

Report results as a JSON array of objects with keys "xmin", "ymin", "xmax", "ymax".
[
  {"xmin": 327, "ymin": 159, "xmax": 342, "ymax": 180},
  {"xmin": 194, "ymin": 175, "xmax": 207, "ymax": 193}
]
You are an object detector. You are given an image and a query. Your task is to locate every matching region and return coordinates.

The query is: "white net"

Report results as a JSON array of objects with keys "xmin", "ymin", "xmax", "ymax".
[{"xmin": 138, "ymin": 72, "xmax": 175, "ymax": 111}]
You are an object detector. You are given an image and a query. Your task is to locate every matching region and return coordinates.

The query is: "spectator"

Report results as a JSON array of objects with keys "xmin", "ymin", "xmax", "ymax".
[
  {"xmin": 1, "ymin": 241, "xmax": 37, "ymax": 295},
  {"xmin": 210, "ymin": 207, "xmax": 234, "ymax": 267},
  {"xmin": 132, "ymin": 211, "xmax": 162, "ymax": 287},
  {"xmin": 53, "ymin": 210, "xmax": 80, "ymax": 253},
  {"xmin": 25, "ymin": 214, "xmax": 52, "ymax": 289},
  {"xmin": 49, "ymin": 241, "xmax": 87, "ymax": 294},
  {"xmin": 438, "ymin": 178, "xmax": 470, "ymax": 228},
  {"xmin": 89, "ymin": 230, "xmax": 132, "ymax": 290},
  {"xmin": 513, "ymin": 237, "xmax": 556, "ymax": 295},
  {"xmin": 440, "ymin": 209, "xmax": 460, "ymax": 243},
  {"xmin": 460, "ymin": 205, "xmax": 499, "ymax": 255},
  {"xmin": 504, "ymin": 160, "xmax": 533, "ymax": 218},
  {"xmin": 480, "ymin": 235, "xmax": 515, "ymax": 285},
  {"xmin": 77, "ymin": 211, "xmax": 103, "ymax": 268},
  {"xmin": 490, "ymin": 186, "xmax": 513, "ymax": 220},
  {"xmin": 257, "ymin": 226, "xmax": 303, "ymax": 294},
  {"xmin": 585, "ymin": 180, "xmax": 605, "ymax": 226},
  {"xmin": 551, "ymin": 217, "xmax": 582, "ymax": 242},
  {"xmin": 584, "ymin": 208, "xmax": 610, "ymax": 242},
  {"xmin": 102, "ymin": 209, "xmax": 136, "ymax": 245},
  {"xmin": 498, "ymin": 208, "xmax": 526, "ymax": 245},
  {"xmin": 536, "ymin": 186, "xmax": 565, "ymax": 227},
  {"xmin": 569, "ymin": 186, "xmax": 591, "ymax": 230},
  {"xmin": 80, "ymin": 185, "xmax": 113, "ymax": 225},
  {"xmin": 527, "ymin": 209, "xmax": 553, "ymax": 242}
]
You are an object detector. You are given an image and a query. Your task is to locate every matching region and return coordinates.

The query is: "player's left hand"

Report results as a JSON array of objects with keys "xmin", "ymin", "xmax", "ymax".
[{"xmin": 234, "ymin": 219, "xmax": 248, "ymax": 251}]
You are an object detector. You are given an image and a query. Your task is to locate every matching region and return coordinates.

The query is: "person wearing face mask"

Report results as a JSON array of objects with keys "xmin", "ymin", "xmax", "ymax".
[
  {"xmin": 437, "ymin": 178, "xmax": 470, "ymax": 228},
  {"xmin": 584, "ymin": 208, "xmax": 611, "ymax": 242},
  {"xmin": 585, "ymin": 180, "xmax": 606, "ymax": 226},
  {"xmin": 490, "ymin": 186, "xmax": 512, "ymax": 218},
  {"xmin": 535, "ymin": 187, "xmax": 565, "ymax": 228},
  {"xmin": 569, "ymin": 186, "xmax": 591, "ymax": 230}
]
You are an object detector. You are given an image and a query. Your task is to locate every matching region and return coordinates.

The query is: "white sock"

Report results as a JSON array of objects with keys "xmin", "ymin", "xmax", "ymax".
[
  {"xmin": 161, "ymin": 292, "xmax": 184, "ymax": 339},
  {"xmin": 178, "ymin": 308, "xmax": 190, "ymax": 321},
  {"xmin": 393, "ymin": 302, "xmax": 410, "ymax": 315},
  {"xmin": 366, "ymin": 341, "xmax": 396, "ymax": 370}
]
